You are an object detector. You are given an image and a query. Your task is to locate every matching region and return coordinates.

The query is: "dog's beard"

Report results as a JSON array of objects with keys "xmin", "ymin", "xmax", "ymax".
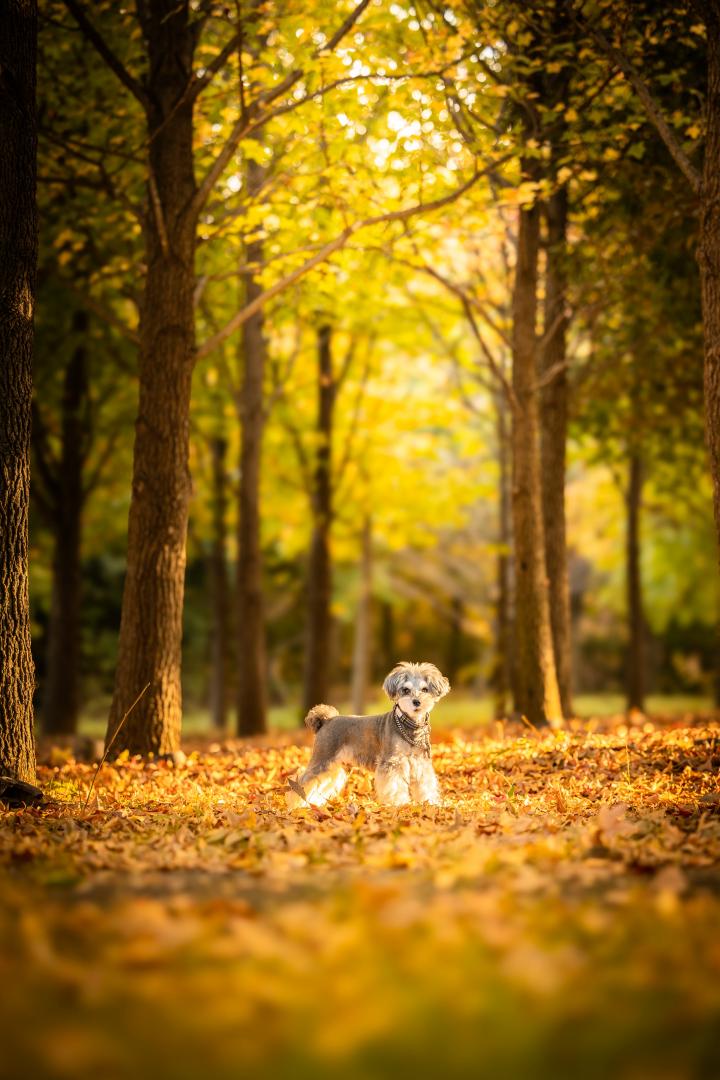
[{"xmin": 396, "ymin": 695, "xmax": 433, "ymax": 720}]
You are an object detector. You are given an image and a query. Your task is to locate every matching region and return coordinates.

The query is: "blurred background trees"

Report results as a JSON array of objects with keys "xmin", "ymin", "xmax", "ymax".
[{"xmin": 24, "ymin": 0, "xmax": 717, "ymax": 747}]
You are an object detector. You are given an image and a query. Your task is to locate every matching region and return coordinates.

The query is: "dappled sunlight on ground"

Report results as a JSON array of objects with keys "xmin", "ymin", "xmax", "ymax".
[{"xmin": 2, "ymin": 715, "xmax": 720, "ymax": 1078}]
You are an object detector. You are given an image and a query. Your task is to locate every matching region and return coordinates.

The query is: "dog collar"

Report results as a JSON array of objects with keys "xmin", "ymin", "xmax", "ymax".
[{"xmin": 392, "ymin": 703, "xmax": 431, "ymax": 756}]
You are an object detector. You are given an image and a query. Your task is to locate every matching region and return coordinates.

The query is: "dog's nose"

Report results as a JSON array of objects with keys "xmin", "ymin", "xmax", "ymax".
[{"xmin": 412, "ymin": 698, "xmax": 421, "ymax": 708}]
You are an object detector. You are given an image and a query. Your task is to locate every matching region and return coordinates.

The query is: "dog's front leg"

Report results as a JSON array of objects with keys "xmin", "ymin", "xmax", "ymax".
[
  {"xmin": 410, "ymin": 757, "xmax": 442, "ymax": 806},
  {"xmin": 374, "ymin": 759, "xmax": 412, "ymax": 806}
]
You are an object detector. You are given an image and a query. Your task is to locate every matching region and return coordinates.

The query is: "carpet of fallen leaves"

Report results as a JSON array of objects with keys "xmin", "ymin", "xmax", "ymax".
[{"xmin": 2, "ymin": 714, "xmax": 720, "ymax": 1080}]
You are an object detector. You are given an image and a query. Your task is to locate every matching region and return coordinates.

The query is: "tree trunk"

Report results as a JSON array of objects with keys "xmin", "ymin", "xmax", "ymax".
[
  {"xmin": 540, "ymin": 186, "xmax": 574, "ymax": 717},
  {"xmin": 511, "ymin": 196, "xmax": 563, "ymax": 728},
  {"xmin": 699, "ymin": 4, "xmax": 720, "ymax": 698},
  {"xmin": 380, "ymin": 601, "xmax": 395, "ymax": 671},
  {"xmin": 626, "ymin": 451, "xmax": 646, "ymax": 712},
  {"xmin": 351, "ymin": 515, "xmax": 372, "ymax": 714},
  {"xmin": 44, "ymin": 507, "xmax": 82, "ymax": 735},
  {"xmin": 445, "ymin": 596, "xmax": 464, "ymax": 687},
  {"xmin": 236, "ymin": 156, "xmax": 268, "ymax": 736},
  {"xmin": 208, "ymin": 435, "xmax": 230, "ymax": 731},
  {"xmin": 303, "ymin": 324, "xmax": 335, "ymax": 715},
  {"xmin": 43, "ymin": 311, "xmax": 88, "ymax": 735},
  {"xmin": 0, "ymin": 0, "xmax": 37, "ymax": 783},
  {"xmin": 106, "ymin": 2, "xmax": 198, "ymax": 756},
  {"xmin": 493, "ymin": 387, "xmax": 512, "ymax": 719}
]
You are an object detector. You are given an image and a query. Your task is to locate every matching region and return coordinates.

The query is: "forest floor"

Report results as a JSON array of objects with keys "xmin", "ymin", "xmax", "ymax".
[{"xmin": 2, "ymin": 712, "xmax": 720, "ymax": 1080}]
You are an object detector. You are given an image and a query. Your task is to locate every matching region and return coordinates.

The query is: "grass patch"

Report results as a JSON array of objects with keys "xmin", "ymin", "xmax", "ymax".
[{"xmin": 67, "ymin": 692, "xmax": 716, "ymax": 742}]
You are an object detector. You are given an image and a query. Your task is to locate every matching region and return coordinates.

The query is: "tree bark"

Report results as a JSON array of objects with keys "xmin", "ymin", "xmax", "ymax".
[
  {"xmin": 209, "ymin": 435, "xmax": 230, "ymax": 731},
  {"xmin": 493, "ymin": 387, "xmax": 512, "ymax": 719},
  {"xmin": 42, "ymin": 310, "xmax": 88, "ymax": 735},
  {"xmin": 236, "ymin": 156, "xmax": 268, "ymax": 736},
  {"xmin": 106, "ymin": 2, "xmax": 199, "ymax": 756},
  {"xmin": 698, "ymin": 4, "xmax": 720, "ymax": 698},
  {"xmin": 302, "ymin": 324, "xmax": 335, "ymax": 715},
  {"xmin": 445, "ymin": 596, "xmax": 464, "ymax": 687},
  {"xmin": 511, "ymin": 195, "xmax": 563, "ymax": 728},
  {"xmin": 540, "ymin": 186, "xmax": 574, "ymax": 718},
  {"xmin": 626, "ymin": 450, "xmax": 646, "ymax": 712},
  {"xmin": 351, "ymin": 515, "xmax": 372, "ymax": 714},
  {"xmin": 380, "ymin": 600, "xmax": 395, "ymax": 671},
  {"xmin": 0, "ymin": 0, "xmax": 37, "ymax": 782}
]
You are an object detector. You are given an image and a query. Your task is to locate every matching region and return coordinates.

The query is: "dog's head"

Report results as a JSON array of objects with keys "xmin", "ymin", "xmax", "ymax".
[{"xmin": 383, "ymin": 661, "xmax": 450, "ymax": 720}]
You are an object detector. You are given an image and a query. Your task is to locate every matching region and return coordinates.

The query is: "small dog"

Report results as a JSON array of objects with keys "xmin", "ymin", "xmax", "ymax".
[{"xmin": 286, "ymin": 661, "xmax": 450, "ymax": 809}]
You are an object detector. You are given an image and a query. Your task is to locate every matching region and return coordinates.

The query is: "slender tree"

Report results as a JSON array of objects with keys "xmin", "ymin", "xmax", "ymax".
[
  {"xmin": 493, "ymin": 387, "xmax": 513, "ymax": 719},
  {"xmin": 32, "ymin": 309, "xmax": 90, "ymax": 735},
  {"xmin": 511, "ymin": 184, "xmax": 563, "ymax": 727},
  {"xmin": 445, "ymin": 596, "xmax": 465, "ymax": 686},
  {"xmin": 0, "ymin": 0, "xmax": 38, "ymax": 782},
  {"xmin": 626, "ymin": 449, "xmax": 646, "ymax": 712},
  {"xmin": 540, "ymin": 185, "xmax": 574, "ymax": 718},
  {"xmin": 351, "ymin": 514, "xmax": 373, "ymax": 714},
  {"xmin": 208, "ymin": 434, "xmax": 231, "ymax": 731},
  {"xmin": 236, "ymin": 153, "xmax": 269, "ymax": 736},
  {"xmin": 303, "ymin": 324, "xmax": 335, "ymax": 715}
]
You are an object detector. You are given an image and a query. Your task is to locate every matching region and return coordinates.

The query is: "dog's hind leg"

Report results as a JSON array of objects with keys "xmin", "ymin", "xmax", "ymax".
[{"xmin": 287, "ymin": 760, "xmax": 348, "ymax": 809}]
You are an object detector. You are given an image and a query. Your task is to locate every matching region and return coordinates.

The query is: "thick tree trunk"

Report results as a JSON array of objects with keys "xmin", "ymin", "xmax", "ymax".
[
  {"xmin": 540, "ymin": 186, "xmax": 574, "ymax": 717},
  {"xmin": 236, "ymin": 158, "xmax": 268, "ymax": 736},
  {"xmin": 0, "ymin": 0, "xmax": 37, "ymax": 782},
  {"xmin": 511, "ymin": 197, "xmax": 563, "ymax": 728},
  {"xmin": 699, "ymin": 4, "xmax": 720, "ymax": 699},
  {"xmin": 351, "ymin": 515, "xmax": 372, "ymax": 714},
  {"xmin": 626, "ymin": 451, "xmax": 646, "ymax": 712},
  {"xmin": 209, "ymin": 435, "xmax": 230, "ymax": 731},
  {"xmin": 106, "ymin": 2, "xmax": 198, "ymax": 756},
  {"xmin": 493, "ymin": 388, "xmax": 512, "ymax": 719},
  {"xmin": 43, "ymin": 311, "xmax": 88, "ymax": 735},
  {"xmin": 303, "ymin": 324, "xmax": 335, "ymax": 715}
]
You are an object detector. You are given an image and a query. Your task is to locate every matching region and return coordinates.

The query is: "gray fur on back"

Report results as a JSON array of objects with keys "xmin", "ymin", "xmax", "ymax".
[{"xmin": 311, "ymin": 710, "xmax": 408, "ymax": 769}]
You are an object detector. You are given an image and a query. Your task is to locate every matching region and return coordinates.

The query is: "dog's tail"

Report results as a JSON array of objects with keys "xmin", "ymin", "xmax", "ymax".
[{"xmin": 305, "ymin": 704, "xmax": 339, "ymax": 734}]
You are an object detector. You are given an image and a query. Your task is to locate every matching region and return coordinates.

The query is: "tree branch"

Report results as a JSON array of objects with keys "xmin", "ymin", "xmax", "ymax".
[
  {"xmin": 58, "ymin": 278, "xmax": 139, "ymax": 345},
  {"xmin": 382, "ymin": 245, "xmax": 514, "ymax": 350},
  {"xmin": 196, "ymin": 163, "xmax": 492, "ymax": 360},
  {"xmin": 320, "ymin": 0, "xmax": 372, "ymax": 53},
  {"xmin": 190, "ymin": 0, "xmax": 372, "ymax": 216},
  {"xmin": 83, "ymin": 428, "xmax": 121, "ymax": 499},
  {"xmin": 335, "ymin": 337, "xmax": 374, "ymax": 487},
  {"xmin": 62, "ymin": 0, "xmax": 149, "ymax": 111},
  {"xmin": 189, "ymin": 30, "xmax": 242, "ymax": 102},
  {"xmin": 30, "ymin": 402, "xmax": 60, "ymax": 507},
  {"xmin": 569, "ymin": 4, "xmax": 701, "ymax": 194}
]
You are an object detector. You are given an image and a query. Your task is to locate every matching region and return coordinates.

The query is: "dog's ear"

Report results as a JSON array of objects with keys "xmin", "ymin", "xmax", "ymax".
[
  {"xmin": 383, "ymin": 662, "xmax": 412, "ymax": 700},
  {"xmin": 419, "ymin": 663, "xmax": 450, "ymax": 699}
]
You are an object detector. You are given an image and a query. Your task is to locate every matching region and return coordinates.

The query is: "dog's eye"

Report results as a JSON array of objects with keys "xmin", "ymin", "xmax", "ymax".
[
  {"xmin": 402, "ymin": 686, "xmax": 411, "ymax": 694},
  {"xmin": 420, "ymin": 687, "xmax": 429, "ymax": 693}
]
